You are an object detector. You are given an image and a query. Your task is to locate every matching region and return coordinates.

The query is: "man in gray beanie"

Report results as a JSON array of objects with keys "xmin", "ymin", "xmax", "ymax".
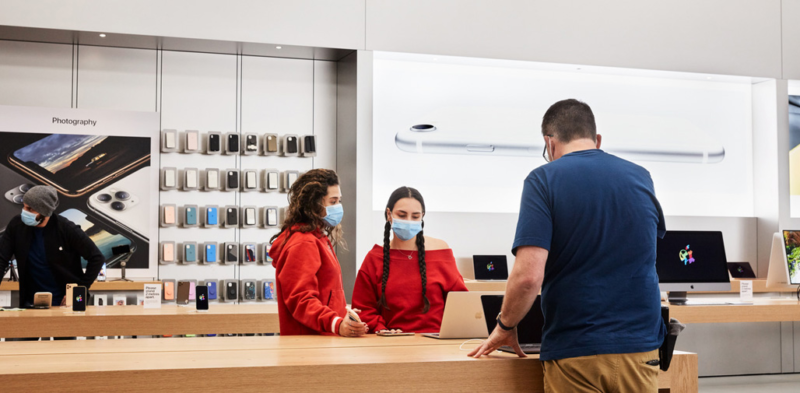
[{"xmin": 0, "ymin": 185, "xmax": 104, "ymax": 309}]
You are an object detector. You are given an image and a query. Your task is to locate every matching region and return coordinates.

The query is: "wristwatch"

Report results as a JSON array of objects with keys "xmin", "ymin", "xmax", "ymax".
[{"xmin": 496, "ymin": 312, "xmax": 515, "ymax": 331}]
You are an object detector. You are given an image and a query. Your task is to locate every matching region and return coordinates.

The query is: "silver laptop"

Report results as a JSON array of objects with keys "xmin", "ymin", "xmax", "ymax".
[
  {"xmin": 473, "ymin": 255, "xmax": 509, "ymax": 282},
  {"xmin": 422, "ymin": 291, "xmax": 504, "ymax": 339}
]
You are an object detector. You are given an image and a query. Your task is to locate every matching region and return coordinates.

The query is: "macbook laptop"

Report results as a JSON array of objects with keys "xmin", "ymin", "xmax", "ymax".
[
  {"xmin": 473, "ymin": 255, "xmax": 509, "ymax": 281},
  {"xmin": 422, "ymin": 291, "xmax": 504, "ymax": 339},
  {"xmin": 727, "ymin": 262, "xmax": 756, "ymax": 279},
  {"xmin": 481, "ymin": 294, "xmax": 544, "ymax": 354}
]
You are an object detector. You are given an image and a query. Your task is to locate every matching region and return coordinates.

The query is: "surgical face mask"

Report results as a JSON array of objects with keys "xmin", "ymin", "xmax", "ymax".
[
  {"xmin": 21, "ymin": 209, "xmax": 41, "ymax": 226},
  {"xmin": 323, "ymin": 204, "xmax": 343, "ymax": 227},
  {"xmin": 392, "ymin": 218, "xmax": 423, "ymax": 241}
]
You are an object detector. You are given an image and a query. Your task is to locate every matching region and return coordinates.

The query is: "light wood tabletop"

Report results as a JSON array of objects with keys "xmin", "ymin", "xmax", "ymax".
[
  {"xmin": 0, "ymin": 335, "xmax": 698, "ymax": 393},
  {"xmin": 667, "ymin": 298, "xmax": 800, "ymax": 324},
  {"xmin": 0, "ymin": 304, "xmax": 279, "ymax": 338},
  {"xmin": 0, "ymin": 280, "xmax": 161, "ymax": 291},
  {"xmin": 466, "ymin": 278, "xmax": 798, "ymax": 294}
]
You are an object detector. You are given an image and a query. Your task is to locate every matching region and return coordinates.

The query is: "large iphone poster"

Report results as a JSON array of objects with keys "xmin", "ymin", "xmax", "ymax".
[
  {"xmin": 0, "ymin": 105, "xmax": 159, "ymax": 279},
  {"xmin": 789, "ymin": 96, "xmax": 800, "ymax": 217},
  {"xmin": 373, "ymin": 52, "xmax": 754, "ymax": 217}
]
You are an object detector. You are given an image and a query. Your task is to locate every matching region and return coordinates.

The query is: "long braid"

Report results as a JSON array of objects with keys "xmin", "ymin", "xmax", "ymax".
[
  {"xmin": 378, "ymin": 221, "xmax": 392, "ymax": 310},
  {"xmin": 416, "ymin": 221, "xmax": 430, "ymax": 313}
]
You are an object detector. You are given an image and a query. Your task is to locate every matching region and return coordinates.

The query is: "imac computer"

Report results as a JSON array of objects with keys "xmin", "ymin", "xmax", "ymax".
[{"xmin": 656, "ymin": 230, "xmax": 731, "ymax": 304}]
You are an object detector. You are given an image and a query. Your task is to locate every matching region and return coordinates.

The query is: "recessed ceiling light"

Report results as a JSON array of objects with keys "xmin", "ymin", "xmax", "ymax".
[
  {"xmin": 99, "ymin": 33, "xmax": 106, "ymax": 38},
  {"xmin": 276, "ymin": 46, "xmax": 282, "ymax": 49},
  {"xmin": 706, "ymin": 76, "xmax": 712, "ymax": 80}
]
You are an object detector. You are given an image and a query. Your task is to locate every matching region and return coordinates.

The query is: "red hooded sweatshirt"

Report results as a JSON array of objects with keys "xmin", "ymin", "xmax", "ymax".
[{"xmin": 270, "ymin": 226, "xmax": 347, "ymax": 336}]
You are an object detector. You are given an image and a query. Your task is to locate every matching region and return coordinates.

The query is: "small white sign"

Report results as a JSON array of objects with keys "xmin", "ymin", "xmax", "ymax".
[
  {"xmin": 740, "ymin": 280, "xmax": 754, "ymax": 302},
  {"xmin": 143, "ymin": 284, "xmax": 162, "ymax": 309},
  {"xmin": 0, "ymin": 291, "xmax": 10, "ymax": 307}
]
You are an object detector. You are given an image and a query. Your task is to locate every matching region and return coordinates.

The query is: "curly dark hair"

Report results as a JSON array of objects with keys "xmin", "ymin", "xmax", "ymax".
[
  {"xmin": 270, "ymin": 168, "xmax": 345, "ymax": 248},
  {"xmin": 377, "ymin": 186, "xmax": 430, "ymax": 313}
]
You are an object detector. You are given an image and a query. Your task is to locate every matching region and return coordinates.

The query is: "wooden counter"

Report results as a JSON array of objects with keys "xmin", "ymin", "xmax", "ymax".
[
  {"xmin": 0, "ymin": 304, "xmax": 278, "ymax": 338},
  {"xmin": 0, "ymin": 335, "xmax": 698, "ymax": 392},
  {"xmin": 465, "ymin": 278, "xmax": 797, "ymax": 294},
  {"xmin": 668, "ymin": 299, "xmax": 800, "ymax": 324},
  {"xmin": 0, "ymin": 280, "xmax": 161, "ymax": 291}
]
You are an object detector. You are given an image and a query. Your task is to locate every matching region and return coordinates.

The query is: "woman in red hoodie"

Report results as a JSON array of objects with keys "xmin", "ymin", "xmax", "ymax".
[
  {"xmin": 352, "ymin": 186, "xmax": 468, "ymax": 334},
  {"xmin": 269, "ymin": 169, "xmax": 368, "ymax": 337}
]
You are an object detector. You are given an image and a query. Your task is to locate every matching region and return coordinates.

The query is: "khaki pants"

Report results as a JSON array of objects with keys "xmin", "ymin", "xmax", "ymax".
[{"xmin": 543, "ymin": 349, "xmax": 660, "ymax": 393}]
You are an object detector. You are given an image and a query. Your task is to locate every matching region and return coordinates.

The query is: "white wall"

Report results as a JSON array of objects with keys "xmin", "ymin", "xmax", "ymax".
[
  {"xmin": 783, "ymin": 0, "xmax": 800, "ymax": 80},
  {"xmin": 0, "ymin": 0, "xmax": 365, "ymax": 50},
  {"xmin": 366, "ymin": 0, "xmax": 783, "ymax": 78}
]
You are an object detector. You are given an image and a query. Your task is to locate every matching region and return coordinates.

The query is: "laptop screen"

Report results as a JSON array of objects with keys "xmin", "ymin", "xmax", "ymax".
[
  {"xmin": 481, "ymin": 295, "xmax": 544, "ymax": 345},
  {"xmin": 473, "ymin": 255, "xmax": 509, "ymax": 280},
  {"xmin": 656, "ymin": 230, "xmax": 729, "ymax": 284}
]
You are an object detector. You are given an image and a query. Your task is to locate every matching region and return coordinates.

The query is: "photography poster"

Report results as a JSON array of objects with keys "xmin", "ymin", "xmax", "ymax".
[{"xmin": 0, "ymin": 105, "xmax": 159, "ymax": 279}]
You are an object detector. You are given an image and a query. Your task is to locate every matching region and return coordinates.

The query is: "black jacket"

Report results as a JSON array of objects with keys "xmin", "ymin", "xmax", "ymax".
[{"xmin": 0, "ymin": 215, "xmax": 104, "ymax": 308}]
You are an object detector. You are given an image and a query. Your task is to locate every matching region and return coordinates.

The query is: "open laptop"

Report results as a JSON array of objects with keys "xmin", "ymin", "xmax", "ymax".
[
  {"xmin": 481, "ymin": 294, "xmax": 544, "ymax": 354},
  {"xmin": 422, "ymin": 291, "xmax": 504, "ymax": 339},
  {"xmin": 473, "ymin": 255, "xmax": 509, "ymax": 282}
]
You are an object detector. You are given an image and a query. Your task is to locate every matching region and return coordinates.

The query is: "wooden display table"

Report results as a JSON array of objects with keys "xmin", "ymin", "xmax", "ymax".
[
  {"xmin": 0, "ymin": 279, "xmax": 161, "ymax": 291},
  {"xmin": 0, "ymin": 304, "xmax": 278, "ymax": 338},
  {"xmin": 667, "ymin": 299, "xmax": 800, "ymax": 324},
  {"xmin": 465, "ymin": 278, "xmax": 797, "ymax": 294},
  {"xmin": 0, "ymin": 335, "xmax": 698, "ymax": 392}
]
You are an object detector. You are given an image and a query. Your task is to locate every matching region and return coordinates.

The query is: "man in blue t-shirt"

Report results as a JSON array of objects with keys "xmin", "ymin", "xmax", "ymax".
[{"xmin": 470, "ymin": 99, "xmax": 666, "ymax": 392}]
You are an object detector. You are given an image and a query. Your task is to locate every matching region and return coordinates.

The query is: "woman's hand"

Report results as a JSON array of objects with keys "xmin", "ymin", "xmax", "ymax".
[{"xmin": 339, "ymin": 317, "xmax": 369, "ymax": 337}]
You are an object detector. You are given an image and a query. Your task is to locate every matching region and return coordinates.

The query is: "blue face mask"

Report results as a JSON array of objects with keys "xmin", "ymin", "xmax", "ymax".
[
  {"xmin": 392, "ymin": 218, "xmax": 423, "ymax": 241},
  {"xmin": 21, "ymin": 209, "xmax": 41, "ymax": 226},
  {"xmin": 323, "ymin": 204, "xmax": 343, "ymax": 227}
]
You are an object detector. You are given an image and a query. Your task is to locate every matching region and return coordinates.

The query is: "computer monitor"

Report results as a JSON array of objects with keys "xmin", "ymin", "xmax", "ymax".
[
  {"xmin": 656, "ymin": 230, "xmax": 731, "ymax": 304},
  {"xmin": 473, "ymin": 255, "xmax": 509, "ymax": 281}
]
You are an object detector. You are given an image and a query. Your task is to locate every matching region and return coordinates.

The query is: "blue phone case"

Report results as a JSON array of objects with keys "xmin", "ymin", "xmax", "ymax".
[
  {"xmin": 208, "ymin": 282, "xmax": 217, "ymax": 300},
  {"xmin": 185, "ymin": 244, "xmax": 196, "ymax": 262},
  {"xmin": 186, "ymin": 207, "xmax": 197, "ymax": 225},
  {"xmin": 264, "ymin": 282, "xmax": 273, "ymax": 300},
  {"xmin": 207, "ymin": 207, "xmax": 218, "ymax": 225},
  {"xmin": 206, "ymin": 244, "xmax": 217, "ymax": 262}
]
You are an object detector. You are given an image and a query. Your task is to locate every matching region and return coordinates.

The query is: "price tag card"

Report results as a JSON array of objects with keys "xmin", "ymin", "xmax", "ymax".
[
  {"xmin": 144, "ymin": 284, "xmax": 162, "ymax": 309},
  {"xmin": 740, "ymin": 280, "xmax": 754, "ymax": 302}
]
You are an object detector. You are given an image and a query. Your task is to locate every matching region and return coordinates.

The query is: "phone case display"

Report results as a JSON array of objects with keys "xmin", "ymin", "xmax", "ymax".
[
  {"xmin": 243, "ymin": 133, "xmax": 259, "ymax": 155},
  {"xmin": 222, "ymin": 280, "xmax": 238, "ymax": 302},
  {"xmin": 113, "ymin": 294, "xmax": 127, "ymax": 306},
  {"xmin": 242, "ymin": 243, "xmax": 258, "ymax": 264},
  {"xmin": 161, "ymin": 167, "xmax": 178, "ymax": 191},
  {"xmin": 242, "ymin": 169, "xmax": 258, "ymax": 191},
  {"xmin": 282, "ymin": 171, "xmax": 300, "ymax": 192},
  {"xmin": 203, "ymin": 205, "xmax": 219, "ymax": 227},
  {"xmin": 177, "ymin": 281, "xmax": 191, "ymax": 305},
  {"xmin": 160, "ymin": 241, "xmax": 176, "ymax": 264},
  {"xmin": 241, "ymin": 279, "xmax": 257, "ymax": 301},
  {"xmin": 281, "ymin": 134, "xmax": 299, "ymax": 156},
  {"xmin": 203, "ymin": 279, "xmax": 218, "ymax": 300},
  {"xmin": 225, "ymin": 132, "xmax": 240, "ymax": 155},
  {"xmin": 223, "ymin": 242, "xmax": 239, "ymax": 264},
  {"xmin": 161, "ymin": 129, "xmax": 178, "ymax": 153},
  {"xmin": 242, "ymin": 206, "xmax": 258, "ymax": 228},
  {"xmin": 263, "ymin": 134, "xmax": 279, "ymax": 155},
  {"xmin": 183, "ymin": 168, "xmax": 199, "ymax": 191},
  {"xmin": 263, "ymin": 206, "xmax": 279, "ymax": 227},
  {"xmin": 160, "ymin": 204, "xmax": 177, "ymax": 228},
  {"xmin": 203, "ymin": 168, "xmax": 220, "ymax": 191},
  {"xmin": 206, "ymin": 132, "xmax": 222, "ymax": 154},
  {"xmin": 183, "ymin": 130, "xmax": 201, "ymax": 153},
  {"xmin": 182, "ymin": 242, "xmax": 198, "ymax": 264},
  {"xmin": 203, "ymin": 242, "xmax": 218, "ymax": 264},
  {"xmin": 182, "ymin": 205, "xmax": 199, "ymax": 227},
  {"xmin": 224, "ymin": 169, "xmax": 240, "ymax": 191},
  {"xmin": 260, "ymin": 243, "xmax": 273, "ymax": 265},
  {"xmin": 223, "ymin": 206, "xmax": 239, "ymax": 228},
  {"xmin": 262, "ymin": 169, "xmax": 280, "ymax": 192},
  {"xmin": 300, "ymin": 135, "xmax": 317, "ymax": 157},
  {"xmin": 259, "ymin": 279, "xmax": 276, "ymax": 300},
  {"xmin": 163, "ymin": 280, "xmax": 176, "ymax": 302}
]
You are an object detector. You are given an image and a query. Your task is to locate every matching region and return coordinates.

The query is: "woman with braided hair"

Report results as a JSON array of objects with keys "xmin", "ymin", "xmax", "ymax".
[
  {"xmin": 352, "ymin": 186, "xmax": 468, "ymax": 333},
  {"xmin": 269, "ymin": 169, "xmax": 368, "ymax": 337}
]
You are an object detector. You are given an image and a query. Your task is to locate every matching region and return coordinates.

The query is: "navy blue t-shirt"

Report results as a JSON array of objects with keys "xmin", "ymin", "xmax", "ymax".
[
  {"xmin": 27, "ymin": 228, "xmax": 63, "ymax": 306},
  {"xmin": 512, "ymin": 149, "xmax": 666, "ymax": 361}
]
